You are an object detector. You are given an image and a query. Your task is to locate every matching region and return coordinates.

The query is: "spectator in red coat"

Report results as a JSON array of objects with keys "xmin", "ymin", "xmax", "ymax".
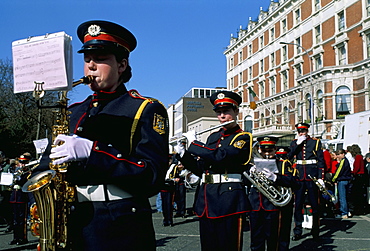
[{"xmin": 350, "ymin": 144, "xmax": 366, "ymax": 215}]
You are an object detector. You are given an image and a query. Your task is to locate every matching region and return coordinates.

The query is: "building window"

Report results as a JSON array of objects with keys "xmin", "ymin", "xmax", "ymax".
[
  {"xmin": 367, "ymin": 0, "xmax": 370, "ymax": 17},
  {"xmin": 248, "ymin": 44, "xmax": 252, "ymax": 56},
  {"xmin": 239, "ymin": 72, "xmax": 243, "ymax": 85},
  {"xmin": 230, "ymin": 57, "xmax": 234, "ymax": 69},
  {"xmin": 261, "ymin": 113, "xmax": 265, "ymax": 126},
  {"xmin": 260, "ymin": 59, "xmax": 264, "ymax": 74},
  {"xmin": 206, "ymin": 89, "xmax": 211, "ymax": 98},
  {"xmin": 270, "ymin": 27, "xmax": 275, "ymax": 41},
  {"xmin": 283, "ymin": 107, "xmax": 289, "ymax": 124},
  {"xmin": 249, "ymin": 66, "xmax": 252, "ymax": 80},
  {"xmin": 366, "ymin": 33, "xmax": 370, "ymax": 58},
  {"xmin": 282, "ymin": 45, "xmax": 287, "ymax": 61},
  {"xmin": 306, "ymin": 93, "xmax": 312, "ymax": 122},
  {"xmin": 314, "ymin": 54, "xmax": 322, "ymax": 70},
  {"xmin": 270, "ymin": 76, "xmax": 276, "ymax": 95},
  {"xmin": 315, "ymin": 25, "xmax": 321, "ymax": 44},
  {"xmin": 315, "ymin": 0, "xmax": 320, "ymax": 11},
  {"xmin": 260, "ymin": 36, "xmax": 264, "ymax": 49},
  {"xmin": 295, "ymin": 37, "xmax": 301, "ymax": 54},
  {"xmin": 295, "ymin": 63, "xmax": 302, "ymax": 78},
  {"xmin": 338, "ymin": 44, "xmax": 347, "ymax": 65},
  {"xmin": 239, "ymin": 51, "xmax": 243, "ymax": 63},
  {"xmin": 336, "ymin": 86, "xmax": 351, "ymax": 118},
  {"xmin": 281, "ymin": 71, "xmax": 288, "ymax": 91},
  {"xmin": 295, "ymin": 9, "xmax": 301, "ymax": 24},
  {"xmin": 271, "ymin": 110, "xmax": 276, "ymax": 124},
  {"xmin": 282, "ymin": 19, "xmax": 287, "ymax": 33},
  {"xmin": 270, "ymin": 53, "xmax": 275, "ymax": 67},
  {"xmin": 259, "ymin": 81, "xmax": 265, "ymax": 99},
  {"xmin": 338, "ymin": 11, "xmax": 345, "ymax": 32},
  {"xmin": 317, "ymin": 90, "xmax": 324, "ymax": 121},
  {"xmin": 244, "ymin": 115, "xmax": 253, "ymax": 133}
]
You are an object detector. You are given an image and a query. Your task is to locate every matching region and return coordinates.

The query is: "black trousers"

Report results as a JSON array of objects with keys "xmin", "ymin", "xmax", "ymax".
[
  {"xmin": 161, "ymin": 190, "xmax": 174, "ymax": 225},
  {"xmin": 11, "ymin": 203, "xmax": 27, "ymax": 240},
  {"xmin": 293, "ymin": 180, "xmax": 320, "ymax": 237},
  {"xmin": 249, "ymin": 210, "xmax": 279, "ymax": 251},
  {"xmin": 69, "ymin": 197, "xmax": 156, "ymax": 251},
  {"xmin": 278, "ymin": 203, "xmax": 293, "ymax": 251},
  {"xmin": 199, "ymin": 214, "xmax": 244, "ymax": 251},
  {"xmin": 174, "ymin": 182, "xmax": 186, "ymax": 215}
]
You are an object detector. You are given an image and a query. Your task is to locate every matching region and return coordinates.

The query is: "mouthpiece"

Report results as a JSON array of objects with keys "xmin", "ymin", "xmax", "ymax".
[{"xmin": 72, "ymin": 75, "xmax": 94, "ymax": 87}]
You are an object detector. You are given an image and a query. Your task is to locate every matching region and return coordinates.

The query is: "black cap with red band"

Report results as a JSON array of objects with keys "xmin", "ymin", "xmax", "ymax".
[
  {"xmin": 295, "ymin": 122, "xmax": 310, "ymax": 132},
  {"xmin": 77, "ymin": 20, "xmax": 137, "ymax": 54},
  {"xmin": 210, "ymin": 91, "xmax": 242, "ymax": 110},
  {"xmin": 257, "ymin": 136, "xmax": 278, "ymax": 149}
]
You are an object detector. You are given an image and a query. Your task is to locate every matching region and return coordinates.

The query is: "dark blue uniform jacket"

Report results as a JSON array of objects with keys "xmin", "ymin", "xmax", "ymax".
[{"xmin": 179, "ymin": 125, "xmax": 252, "ymax": 218}]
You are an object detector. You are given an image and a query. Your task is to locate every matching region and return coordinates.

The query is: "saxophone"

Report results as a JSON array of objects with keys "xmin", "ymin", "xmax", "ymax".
[{"xmin": 22, "ymin": 76, "xmax": 93, "ymax": 251}]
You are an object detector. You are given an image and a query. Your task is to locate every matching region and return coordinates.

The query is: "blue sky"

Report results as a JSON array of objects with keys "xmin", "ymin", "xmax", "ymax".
[{"xmin": 1, "ymin": 0, "xmax": 272, "ymax": 107}]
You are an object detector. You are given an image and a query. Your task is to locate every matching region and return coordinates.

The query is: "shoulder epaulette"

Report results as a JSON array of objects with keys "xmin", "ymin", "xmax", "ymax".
[{"xmin": 129, "ymin": 89, "xmax": 166, "ymax": 108}]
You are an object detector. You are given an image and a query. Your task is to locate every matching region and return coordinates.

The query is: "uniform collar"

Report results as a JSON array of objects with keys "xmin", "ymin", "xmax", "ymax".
[
  {"xmin": 92, "ymin": 84, "xmax": 127, "ymax": 103},
  {"xmin": 221, "ymin": 124, "xmax": 242, "ymax": 136}
]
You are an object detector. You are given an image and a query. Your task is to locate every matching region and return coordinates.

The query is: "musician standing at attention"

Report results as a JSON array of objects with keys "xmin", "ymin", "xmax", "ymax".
[
  {"xmin": 289, "ymin": 123, "xmax": 324, "ymax": 242},
  {"xmin": 41, "ymin": 20, "xmax": 169, "ymax": 250},
  {"xmin": 175, "ymin": 91, "xmax": 252, "ymax": 251}
]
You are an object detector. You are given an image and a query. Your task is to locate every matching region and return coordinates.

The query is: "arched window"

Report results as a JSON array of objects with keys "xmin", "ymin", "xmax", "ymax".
[
  {"xmin": 244, "ymin": 115, "xmax": 253, "ymax": 133},
  {"xmin": 336, "ymin": 86, "xmax": 351, "ymax": 118}
]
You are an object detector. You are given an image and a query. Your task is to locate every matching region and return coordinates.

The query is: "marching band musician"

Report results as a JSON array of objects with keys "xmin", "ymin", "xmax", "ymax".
[
  {"xmin": 248, "ymin": 137, "xmax": 298, "ymax": 251},
  {"xmin": 275, "ymin": 147, "xmax": 299, "ymax": 251},
  {"xmin": 9, "ymin": 153, "xmax": 31, "ymax": 246},
  {"xmin": 175, "ymin": 91, "xmax": 253, "ymax": 251},
  {"xmin": 36, "ymin": 20, "xmax": 169, "ymax": 250},
  {"xmin": 289, "ymin": 123, "xmax": 325, "ymax": 242}
]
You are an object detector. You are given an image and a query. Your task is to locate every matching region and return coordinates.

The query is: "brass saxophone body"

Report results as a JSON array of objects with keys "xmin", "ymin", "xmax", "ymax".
[{"xmin": 22, "ymin": 76, "xmax": 93, "ymax": 251}]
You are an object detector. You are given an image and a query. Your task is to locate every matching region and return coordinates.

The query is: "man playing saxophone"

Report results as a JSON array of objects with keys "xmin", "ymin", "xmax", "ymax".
[{"xmin": 35, "ymin": 20, "xmax": 169, "ymax": 250}]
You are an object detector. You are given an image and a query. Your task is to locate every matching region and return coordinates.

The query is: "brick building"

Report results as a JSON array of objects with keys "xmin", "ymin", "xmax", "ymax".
[{"xmin": 224, "ymin": 0, "xmax": 370, "ymax": 144}]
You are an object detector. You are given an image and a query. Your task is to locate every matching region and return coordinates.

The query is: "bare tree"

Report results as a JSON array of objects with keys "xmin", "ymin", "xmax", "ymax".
[{"xmin": 0, "ymin": 58, "xmax": 57, "ymax": 158}]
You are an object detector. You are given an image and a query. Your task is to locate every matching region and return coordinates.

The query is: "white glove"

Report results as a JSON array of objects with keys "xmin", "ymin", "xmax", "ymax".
[
  {"xmin": 296, "ymin": 135, "xmax": 306, "ymax": 145},
  {"xmin": 50, "ymin": 134, "xmax": 93, "ymax": 165},
  {"xmin": 175, "ymin": 140, "xmax": 185, "ymax": 157},
  {"xmin": 249, "ymin": 165, "xmax": 257, "ymax": 173},
  {"xmin": 318, "ymin": 178, "xmax": 325, "ymax": 188},
  {"xmin": 262, "ymin": 168, "xmax": 277, "ymax": 182},
  {"xmin": 182, "ymin": 130, "xmax": 197, "ymax": 144}
]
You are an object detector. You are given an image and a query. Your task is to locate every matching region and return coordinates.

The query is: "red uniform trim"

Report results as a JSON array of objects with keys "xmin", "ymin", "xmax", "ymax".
[{"xmin": 84, "ymin": 32, "xmax": 131, "ymax": 51}]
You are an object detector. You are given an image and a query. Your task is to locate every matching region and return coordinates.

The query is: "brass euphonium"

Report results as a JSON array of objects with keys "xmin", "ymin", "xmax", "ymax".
[
  {"xmin": 243, "ymin": 170, "xmax": 292, "ymax": 207},
  {"xmin": 22, "ymin": 76, "xmax": 93, "ymax": 251}
]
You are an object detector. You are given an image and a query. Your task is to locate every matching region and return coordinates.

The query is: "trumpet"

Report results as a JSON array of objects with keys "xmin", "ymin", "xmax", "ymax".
[
  {"xmin": 169, "ymin": 120, "xmax": 235, "ymax": 145},
  {"xmin": 308, "ymin": 174, "xmax": 336, "ymax": 202}
]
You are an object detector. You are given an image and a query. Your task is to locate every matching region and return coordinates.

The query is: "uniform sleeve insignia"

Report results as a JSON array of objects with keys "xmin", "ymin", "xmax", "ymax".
[
  {"xmin": 153, "ymin": 113, "xmax": 166, "ymax": 135},
  {"xmin": 233, "ymin": 140, "xmax": 246, "ymax": 149}
]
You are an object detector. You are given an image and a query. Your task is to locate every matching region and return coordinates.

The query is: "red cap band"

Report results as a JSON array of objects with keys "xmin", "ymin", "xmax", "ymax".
[
  {"xmin": 84, "ymin": 32, "xmax": 131, "ymax": 51},
  {"xmin": 214, "ymin": 97, "xmax": 238, "ymax": 106}
]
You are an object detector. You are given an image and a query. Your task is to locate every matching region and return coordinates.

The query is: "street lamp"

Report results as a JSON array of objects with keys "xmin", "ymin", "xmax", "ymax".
[
  {"xmin": 173, "ymin": 110, "xmax": 188, "ymax": 134},
  {"xmin": 280, "ymin": 41, "xmax": 315, "ymax": 136}
]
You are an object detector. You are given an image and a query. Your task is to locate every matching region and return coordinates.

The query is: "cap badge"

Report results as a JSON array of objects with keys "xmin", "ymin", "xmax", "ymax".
[
  {"xmin": 217, "ymin": 93, "xmax": 225, "ymax": 99},
  {"xmin": 88, "ymin": 24, "xmax": 101, "ymax": 37}
]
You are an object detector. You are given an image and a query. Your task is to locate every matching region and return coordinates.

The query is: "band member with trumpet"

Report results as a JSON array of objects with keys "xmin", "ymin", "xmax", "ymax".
[
  {"xmin": 247, "ymin": 137, "xmax": 298, "ymax": 251},
  {"xmin": 175, "ymin": 91, "xmax": 252, "ymax": 251},
  {"xmin": 35, "ymin": 20, "xmax": 169, "ymax": 250},
  {"xmin": 289, "ymin": 123, "xmax": 324, "ymax": 242}
]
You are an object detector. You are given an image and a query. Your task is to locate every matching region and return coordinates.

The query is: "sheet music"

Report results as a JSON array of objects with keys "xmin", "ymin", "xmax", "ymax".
[
  {"xmin": 254, "ymin": 158, "xmax": 278, "ymax": 173},
  {"xmin": 12, "ymin": 31, "xmax": 73, "ymax": 93}
]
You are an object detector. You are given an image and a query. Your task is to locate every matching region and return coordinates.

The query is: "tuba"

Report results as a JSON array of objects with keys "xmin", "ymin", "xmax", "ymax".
[{"xmin": 22, "ymin": 76, "xmax": 93, "ymax": 251}]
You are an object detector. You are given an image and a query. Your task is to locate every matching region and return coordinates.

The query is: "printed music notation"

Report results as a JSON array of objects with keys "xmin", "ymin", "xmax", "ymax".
[{"xmin": 12, "ymin": 31, "xmax": 73, "ymax": 94}]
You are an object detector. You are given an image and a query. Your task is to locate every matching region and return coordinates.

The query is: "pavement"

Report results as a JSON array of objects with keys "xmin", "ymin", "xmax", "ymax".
[{"xmin": 0, "ymin": 190, "xmax": 369, "ymax": 250}]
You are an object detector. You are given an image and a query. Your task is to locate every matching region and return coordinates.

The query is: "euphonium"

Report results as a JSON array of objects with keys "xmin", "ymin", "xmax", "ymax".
[
  {"xmin": 22, "ymin": 76, "xmax": 93, "ymax": 251},
  {"xmin": 243, "ymin": 169, "xmax": 292, "ymax": 207}
]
